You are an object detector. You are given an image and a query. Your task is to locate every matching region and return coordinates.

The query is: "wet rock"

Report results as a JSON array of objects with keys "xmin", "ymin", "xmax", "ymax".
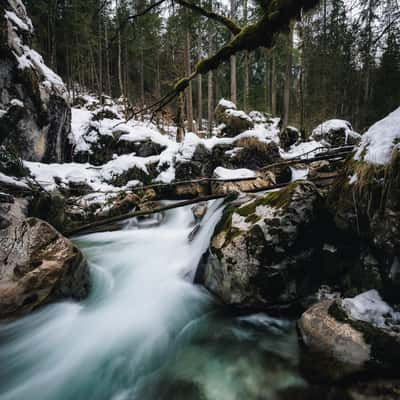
[
  {"xmin": 0, "ymin": 218, "xmax": 89, "ymax": 319},
  {"xmin": 197, "ymin": 181, "xmax": 324, "ymax": 308},
  {"xmin": 192, "ymin": 203, "xmax": 208, "ymax": 221}
]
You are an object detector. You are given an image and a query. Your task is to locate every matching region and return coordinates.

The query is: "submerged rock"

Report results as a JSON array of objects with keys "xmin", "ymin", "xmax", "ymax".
[
  {"xmin": 197, "ymin": 181, "xmax": 324, "ymax": 308},
  {"xmin": 0, "ymin": 218, "xmax": 89, "ymax": 319}
]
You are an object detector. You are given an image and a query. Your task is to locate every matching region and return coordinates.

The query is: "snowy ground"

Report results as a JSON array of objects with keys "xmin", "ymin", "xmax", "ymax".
[{"xmin": 15, "ymin": 95, "xmax": 323, "ymax": 194}]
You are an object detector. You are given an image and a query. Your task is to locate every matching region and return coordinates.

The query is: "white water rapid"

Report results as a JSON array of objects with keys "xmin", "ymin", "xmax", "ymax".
[{"xmin": 0, "ymin": 202, "xmax": 304, "ymax": 400}]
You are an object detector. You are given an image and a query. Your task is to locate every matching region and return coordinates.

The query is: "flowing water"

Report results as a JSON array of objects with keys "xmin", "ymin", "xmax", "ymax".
[{"xmin": 0, "ymin": 202, "xmax": 305, "ymax": 400}]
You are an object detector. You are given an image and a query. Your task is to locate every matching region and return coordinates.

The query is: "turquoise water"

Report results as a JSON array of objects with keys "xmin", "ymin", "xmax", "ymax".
[{"xmin": 0, "ymin": 203, "xmax": 305, "ymax": 400}]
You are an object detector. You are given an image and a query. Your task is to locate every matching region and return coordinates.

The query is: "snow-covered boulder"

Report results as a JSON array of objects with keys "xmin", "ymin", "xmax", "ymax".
[
  {"xmin": 299, "ymin": 290, "xmax": 400, "ymax": 381},
  {"xmin": 312, "ymin": 119, "xmax": 361, "ymax": 147},
  {"xmin": 196, "ymin": 181, "xmax": 324, "ymax": 308},
  {"xmin": 355, "ymin": 107, "xmax": 400, "ymax": 166},
  {"xmin": 329, "ymin": 108, "xmax": 400, "ymax": 298},
  {"xmin": 214, "ymin": 100, "xmax": 254, "ymax": 137},
  {"xmin": 0, "ymin": 0, "xmax": 71, "ymax": 162}
]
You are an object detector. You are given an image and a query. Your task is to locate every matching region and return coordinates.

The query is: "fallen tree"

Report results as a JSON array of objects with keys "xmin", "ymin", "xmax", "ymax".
[{"xmin": 66, "ymin": 174, "xmax": 339, "ymax": 237}]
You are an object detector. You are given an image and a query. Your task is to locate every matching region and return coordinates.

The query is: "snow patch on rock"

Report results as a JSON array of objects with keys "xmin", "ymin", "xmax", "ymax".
[
  {"xmin": 355, "ymin": 107, "xmax": 400, "ymax": 166},
  {"xmin": 342, "ymin": 290, "xmax": 400, "ymax": 328}
]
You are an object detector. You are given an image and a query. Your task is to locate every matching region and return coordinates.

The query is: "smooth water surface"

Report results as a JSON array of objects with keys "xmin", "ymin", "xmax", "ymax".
[{"xmin": 0, "ymin": 202, "xmax": 305, "ymax": 400}]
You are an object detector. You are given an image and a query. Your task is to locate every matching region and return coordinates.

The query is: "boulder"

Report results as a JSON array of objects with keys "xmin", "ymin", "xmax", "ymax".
[
  {"xmin": 214, "ymin": 100, "xmax": 254, "ymax": 137},
  {"xmin": 218, "ymin": 109, "xmax": 254, "ymax": 137},
  {"xmin": 312, "ymin": 119, "xmax": 361, "ymax": 147},
  {"xmin": 0, "ymin": 218, "xmax": 90, "ymax": 319},
  {"xmin": 299, "ymin": 290, "xmax": 400, "ymax": 382},
  {"xmin": 279, "ymin": 126, "xmax": 300, "ymax": 151},
  {"xmin": 0, "ymin": 0, "xmax": 71, "ymax": 162},
  {"xmin": 329, "ymin": 109, "xmax": 400, "ymax": 301},
  {"xmin": 196, "ymin": 181, "xmax": 324, "ymax": 308},
  {"xmin": 214, "ymin": 98, "xmax": 237, "ymax": 121}
]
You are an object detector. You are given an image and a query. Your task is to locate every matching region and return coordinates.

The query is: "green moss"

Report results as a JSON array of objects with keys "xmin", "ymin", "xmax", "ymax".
[
  {"xmin": 245, "ymin": 214, "xmax": 261, "ymax": 224},
  {"xmin": 328, "ymin": 302, "xmax": 400, "ymax": 369},
  {"xmin": 237, "ymin": 182, "xmax": 300, "ymax": 218}
]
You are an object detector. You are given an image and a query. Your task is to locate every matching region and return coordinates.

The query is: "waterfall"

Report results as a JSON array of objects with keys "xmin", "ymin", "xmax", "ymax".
[{"xmin": 0, "ymin": 202, "xmax": 303, "ymax": 400}]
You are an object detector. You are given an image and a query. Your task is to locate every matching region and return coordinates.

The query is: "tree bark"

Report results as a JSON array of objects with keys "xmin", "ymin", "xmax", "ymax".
[
  {"xmin": 230, "ymin": 0, "xmax": 237, "ymax": 105},
  {"xmin": 184, "ymin": 25, "xmax": 194, "ymax": 132},
  {"xmin": 281, "ymin": 24, "xmax": 294, "ymax": 134}
]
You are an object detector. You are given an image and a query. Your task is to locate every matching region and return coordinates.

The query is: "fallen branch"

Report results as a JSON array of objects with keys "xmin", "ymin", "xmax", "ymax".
[{"xmin": 66, "ymin": 174, "xmax": 340, "ymax": 237}]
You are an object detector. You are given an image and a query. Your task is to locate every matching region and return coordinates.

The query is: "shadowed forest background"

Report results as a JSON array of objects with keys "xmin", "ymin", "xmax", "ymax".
[{"xmin": 25, "ymin": 0, "xmax": 400, "ymax": 133}]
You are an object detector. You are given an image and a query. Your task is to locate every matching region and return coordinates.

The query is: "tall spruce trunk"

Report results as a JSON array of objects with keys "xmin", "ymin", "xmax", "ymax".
[
  {"xmin": 230, "ymin": 0, "xmax": 237, "ymax": 105},
  {"xmin": 184, "ymin": 27, "xmax": 194, "ymax": 132},
  {"xmin": 243, "ymin": 0, "xmax": 249, "ymax": 111},
  {"xmin": 281, "ymin": 24, "xmax": 294, "ymax": 134}
]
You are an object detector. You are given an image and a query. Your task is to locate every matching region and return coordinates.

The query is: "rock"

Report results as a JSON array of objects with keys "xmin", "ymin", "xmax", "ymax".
[
  {"xmin": 197, "ymin": 181, "xmax": 324, "ymax": 308},
  {"xmin": 248, "ymin": 111, "xmax": 270, "ymax": 124},
  {"xmin": 214, "ymin": 99, "xmax": 254, "ymax": 137},
  {"xmin": 330, "ymin": 148, "xmax": 400, "ymax": 301},
  {"xmin": 312, "ymin": 119, "xmax": 361, "ymax": 147},
  {"xmin": 0, "ymin": 145, "xmax": 30, "ymax": 177},
  {"xmin": 0, "ymin": 0, "xmax": 71, "ymax": 162},
  {"xmin": 218, "ymin": 109, "xmax": 254, "ymax": 137},
  {"xmin": 91, "ymin": 107, "xmax": 119, "ymax": 121},
  {"xmin": 279, "ymin": 126, "xmax": 300, "ymax": 151},
  {"xmin": 214, "ymin": 98, "xmax": 237, "ymax": 121},
  {"xmin": 231, "ymin": 137, "xmax": 282, "ymax": 170},
  {"xmin": 0, "ymin": 218, "xmax": 90, "ymax": 319},
  {"xmin": 298, "ymin": 292, "xmax": 400, "ymax": 382},
  {"xmin": 192, "ymin": 203, "xmax": 208, "ymax": 221}
]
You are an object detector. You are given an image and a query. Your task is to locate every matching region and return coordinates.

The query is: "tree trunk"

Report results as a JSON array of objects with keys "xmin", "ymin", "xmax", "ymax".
[
  {"xmin": 207, "ymin": 33, "xmax": 214, "ymax": 135},
  {"xmin": 281, "ymin": 24, "xmax": 294, "ymax": 134},
  {"xmin": 184, "ymin": 26, "xmax": 194, "ymax": 132},
  {"xmin": 177, "ymin": 92, "xmax": 186, "ymax": 143},
  {"xmin": 230, "ymin": 0, "xmax": 237, "ymax": 105},
  {"xmin": 104, "ymin": 21, "xmax": 112, "ymax": 95},
  {"xmin": 271, "ymin": 51, "xmax": 277, "ymax": 116},
  {"xmin": 243, "ymin": 0, "xmax": 249, "ymax": 111},
  {"xmin": 98, "ymin": 14, "xmax": 103, "ymax": 103}
]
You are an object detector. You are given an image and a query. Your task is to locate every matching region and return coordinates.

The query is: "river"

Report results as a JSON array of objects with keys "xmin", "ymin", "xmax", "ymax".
[{"xmin": 0, "ymin": 201, "xmax": 305, "ymax": 400}]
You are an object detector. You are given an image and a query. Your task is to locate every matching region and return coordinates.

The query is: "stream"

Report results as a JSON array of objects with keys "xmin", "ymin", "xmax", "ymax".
[{"xmin": 0, "ymin": 201, "xmax": 305, "ymax": 400}]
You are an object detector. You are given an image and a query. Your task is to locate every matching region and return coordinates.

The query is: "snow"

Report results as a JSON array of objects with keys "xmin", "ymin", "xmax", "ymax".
[
  {"xmin": 225, "ymin": 109, "xmax": 253, "ymax": 123},
  {"xmin": 312, "ymin": 119, "xmax": 360, "ymax": 145},
  {"xmin": 231, "ymin": 213, "xmax": 251, "ymax": 231},
  {"xmin": 282, "ymin": 140, "xmax": 322, "ymax": 159},
  {"xmin": 354, "ymin": 107, "xmax": 400, "ymax": 166},
  {"xmin": 218, "ymin": 98, "xmax": 237, "ymax": 110},
  {"xmin": 213, "ymin": 167, "xmax": 256, "ymax": 180},
  {"xmin": 25, "ymin": 152, "xmax": 159, "ymax": 193},
  {"xmin": 342, "ymin": 290, "xmax": 400, "ymax": 329},
  {"xmin": 10, "ymin": 98, "xmax": 23, "ymax": 107},
  {"xmin": 349, "ymin": 173, "xmax": 358, "ymax": 185},
  {"xmin": 0, "ymin": 172, "xmax": 29, "ymax": 189},
  {"xmin": 5, "ymin": 10, "xmax": 31, "ymax": 32},
  {"xmin": 5, "ymin": 2, "xmax": 68, "ymax": 102},
  {"xmin": 290, "ymin": 167, "xmax": 309, "ymax": 181}
]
